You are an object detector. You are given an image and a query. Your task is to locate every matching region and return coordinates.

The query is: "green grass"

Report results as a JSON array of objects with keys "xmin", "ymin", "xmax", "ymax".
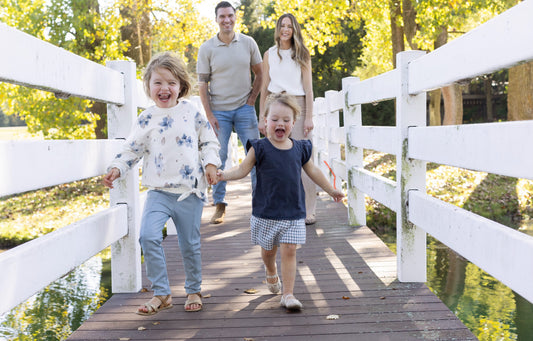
[
  {"xmin": 363, "ymin": 150, "xmax": 533, "ymax": 250},
  {"xmin": 0, "ymin": 177, "xmax": 109, "ymax": 247}
]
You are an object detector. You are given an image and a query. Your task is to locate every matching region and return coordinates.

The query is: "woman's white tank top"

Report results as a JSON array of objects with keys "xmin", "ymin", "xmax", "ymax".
[{"xmin": 267, "ymin": 46, "xmax": 305, "ymax": 96}]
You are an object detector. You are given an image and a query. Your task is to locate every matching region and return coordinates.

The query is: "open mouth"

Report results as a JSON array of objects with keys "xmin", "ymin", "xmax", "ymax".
[
  {"xmin": 158, "ymin": 93, "xmax": 171, "ymax": 102},
  {"xmin": 275, "ymin": 128, "xmax": 285, "ymax": 138}
]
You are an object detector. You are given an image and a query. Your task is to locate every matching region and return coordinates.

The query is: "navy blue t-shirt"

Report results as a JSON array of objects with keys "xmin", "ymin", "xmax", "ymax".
[{"xmin": 247, "ymin": 138, "xmax": 312, "ymax": 220}]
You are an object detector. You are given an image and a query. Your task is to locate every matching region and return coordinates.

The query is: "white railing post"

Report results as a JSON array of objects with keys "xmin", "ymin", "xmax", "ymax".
[
  {"xmin": 313, "ymin": 97, "xmax": 329, "ymax": 176},
  {"xmin": 342, "ymin": 77, "xmax": 366, "ymax": 226},
  {"xmin": 106, "ymin": 60, "xmax": 142, "ymax": 293},
  {"xmin": 396, "ymin": 51, "xmax": 427, "ymax": 282},
  {"xmin": 325, "ymin": 90, "xmax": 342, "ymax": 190}
]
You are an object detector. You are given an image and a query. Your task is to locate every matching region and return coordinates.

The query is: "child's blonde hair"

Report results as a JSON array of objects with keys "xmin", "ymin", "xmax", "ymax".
[
  {"xmin": 264, "ymin": 92, "xmax": 301, "ymax": 121},
  {"xmin": 143, "ymin": 52, "xmax": 191, "ymax": 100}
]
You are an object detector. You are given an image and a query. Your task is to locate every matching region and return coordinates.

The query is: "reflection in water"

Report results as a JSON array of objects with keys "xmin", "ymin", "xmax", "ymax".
[
  {"xmin": 427, "ymin": 237, "xmax": 533, "ymax": 340},
  {"xmin": 0, "ymin": 251, "xmax": 111, "ymax": 341}
]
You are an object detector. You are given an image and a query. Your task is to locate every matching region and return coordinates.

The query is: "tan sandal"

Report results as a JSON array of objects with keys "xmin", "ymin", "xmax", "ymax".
[
  {"xmin": 136, "ymin": 294, "xmax": 173, "ymax": 316},
  {"xmin": 184, "ymin": 293, "xmax": 203, "ymax": 312}
]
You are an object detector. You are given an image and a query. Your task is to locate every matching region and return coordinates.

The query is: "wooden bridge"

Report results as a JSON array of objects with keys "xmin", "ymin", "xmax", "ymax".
[{"xmin": 68, "ymin": 178, "xmax": 475, "ymax": 340}]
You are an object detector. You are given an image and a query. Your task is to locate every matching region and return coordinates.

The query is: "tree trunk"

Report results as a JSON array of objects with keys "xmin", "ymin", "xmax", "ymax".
[
  {"xmin": 508, "ymin": 61, "xmax": 533, "ymax": 121},
  {"xmin": 93, "ymin": 101, "xmax": 107, "ymax": 139},
  {"xmin": 442, "ymin": 84, "xmax": 464, "ymax": 125},
  {"xmin": 484, "ymin": 75, "xmax": 493, "ymax": 122},
  {"xmin": 390, "ymin": 0, "xmax": 404, "ymax": 68},
  {"xmin": 428, "ymin": 26, "xmax": 448, "ymax": 126},
  {"xmin": 402, "ymin": 0, "xmax": 418, "ymax": 50},
  {"xmin": 429, "ymin": 89, "xmax": 442, "ymax": 126},
  {"xmin": 120, "ymin": 0, "xmax": 152, "ymax": 67}
]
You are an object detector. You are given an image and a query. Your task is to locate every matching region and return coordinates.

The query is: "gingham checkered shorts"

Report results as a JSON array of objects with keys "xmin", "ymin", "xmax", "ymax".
[{"xmin": 250, "ymin": 215, "xmax": 306, "ymax": 250}]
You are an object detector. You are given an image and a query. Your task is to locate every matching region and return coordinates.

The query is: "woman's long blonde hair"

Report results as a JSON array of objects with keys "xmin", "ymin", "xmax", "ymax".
[{"xmin": 274, "ymin": 13, "xmax": 310, "ymax": 68}]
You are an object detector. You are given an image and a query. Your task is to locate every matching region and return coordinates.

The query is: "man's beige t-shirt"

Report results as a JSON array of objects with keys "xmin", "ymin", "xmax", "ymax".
[{"xmin": 197, "ymin": 33, "xmax": 262, "ymax": 111}]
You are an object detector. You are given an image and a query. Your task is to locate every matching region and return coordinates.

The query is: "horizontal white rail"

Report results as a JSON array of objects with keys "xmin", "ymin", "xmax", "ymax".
[
  {"xmin": 408, "ymin": 120, "xmax": 533, "ymax": 180},
  {"xmin": 330, "ymin": 158, "xmax": 347, "ymax": 182},
  {"xmin": 0, "ymin": 23, "xmax": 125, "ymax": 105},
  {"xmin": 408, "ymin": 0, "xmax": 533, "ymax": 94},
  {"xmin": 0, "ymin": 139, "xmax": 124, "ymax": 197},
  {"xmin": 350, "ymin": 167, "xmax": 398, "ymax": 212},
  {"xmin": 0, "ymin": 204, "xmax": 128, "ymax": 314},
  {"xmin": 328, "ymin": 126, "xmax": 345, "ymax": 144},
  {"xmin": 325, "ymin": 90, "xmax": 344, "ymax": 112},
  {"xmin": 349, "ymin": 126, "xmax": 397, "ymax": 155},
  {"xmin": 347, "ymin": 69, "xmax": 399, "ymax": 105},
  {"xmin": 408, "ymin": 191, "xmax": 533, "ymax": 303}
]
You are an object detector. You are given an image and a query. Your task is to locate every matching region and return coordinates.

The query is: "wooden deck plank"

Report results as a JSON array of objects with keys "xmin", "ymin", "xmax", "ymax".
[{"xmin": 68, "ymin": 178, "xmax": 475, "ymax": 340}]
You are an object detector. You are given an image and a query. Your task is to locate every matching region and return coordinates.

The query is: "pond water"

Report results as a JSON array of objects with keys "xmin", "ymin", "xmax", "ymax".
[
  {"xmin": 1, "ymin": 235, "xmax": 532, "ymax": 340},
  {"xmin": 0, "ymin": 251, "xmax": 111, "ymax": 341}
]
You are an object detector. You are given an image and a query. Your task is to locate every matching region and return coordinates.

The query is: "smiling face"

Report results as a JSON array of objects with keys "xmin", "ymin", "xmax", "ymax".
[
  {"xmin": 265, "ymin": 102, "xmax": 295, "ymax": 143},
  {"xmin": 216, "ymin": 6, "xmax": 236, "ymax": 35},
  {"xmin": 149, "ymin": 67, "xmax": 181, "ymax": 108},
  {"xmin": 279, "ymin": 17, "xmax": 294, "ymax": 46}
]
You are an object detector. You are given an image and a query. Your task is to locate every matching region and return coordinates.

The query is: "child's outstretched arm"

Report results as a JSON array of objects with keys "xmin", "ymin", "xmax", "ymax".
[
  {"xmin": 303, "ymin": 160, "xmax": 344, "ymax": 202},
  {"xmin": 217, "ymin": 147, "xmax": 256, "ymax": 182},
  {"xmin": 103, "ymin": 168, "xmax": 121, "ymax": 189}
]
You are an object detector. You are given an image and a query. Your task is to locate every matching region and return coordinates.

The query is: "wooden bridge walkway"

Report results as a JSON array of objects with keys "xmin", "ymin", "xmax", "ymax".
[{"xmin": 68, "ymin": 178, "xmax": 475, "ymax": 340}]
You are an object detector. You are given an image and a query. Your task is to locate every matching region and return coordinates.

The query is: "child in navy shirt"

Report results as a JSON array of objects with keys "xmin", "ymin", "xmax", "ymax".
[{"xmin": 217, "ymin": 93, "xmax": 343, "ymax": 311}]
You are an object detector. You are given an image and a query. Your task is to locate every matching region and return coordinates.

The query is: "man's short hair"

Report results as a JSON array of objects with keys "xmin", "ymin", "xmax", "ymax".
[{"xmin": 215, "ymin": 1, "xmax": 235, "ymax": 16}]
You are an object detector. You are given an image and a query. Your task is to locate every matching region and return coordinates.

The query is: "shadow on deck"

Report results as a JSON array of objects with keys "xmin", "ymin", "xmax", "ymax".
[{"xmin": 69, "ymin": 177, "xmax": 475, "ymax": 340}]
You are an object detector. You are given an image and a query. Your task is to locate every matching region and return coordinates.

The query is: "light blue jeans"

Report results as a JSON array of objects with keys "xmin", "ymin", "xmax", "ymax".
[
  {"xmin": 212, "ymin": 104, "xmax": 259, "ymax": 205},
  {"xmin": 139, "ymin": 190, "xmax": 203, "ymax": 296}
]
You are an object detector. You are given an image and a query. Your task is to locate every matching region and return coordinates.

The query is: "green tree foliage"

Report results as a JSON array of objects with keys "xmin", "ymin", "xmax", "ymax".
[
  {"xmin": 356, "ymin": 0, "xmax": 520, "ymax": 79},
  {"xmin": 0, "ymin": 0, "xmax": 214, "ymax": 139},
  {"xmin": 0, "ymin": 0, "xmax": 127, "ymax": 139}
]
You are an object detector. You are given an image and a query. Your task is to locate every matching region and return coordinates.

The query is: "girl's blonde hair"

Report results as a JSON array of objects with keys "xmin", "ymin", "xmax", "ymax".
[
  {"xmin": 264, "ymin": 92, "xmax": 301, "ymax": 121},
  {"xmin": 274, "ymin": 13, "xmax": 310, "ymax": 68},
  {"xmin": 143, "ymin": 52, "xmax": 191, "ymax": 100}
]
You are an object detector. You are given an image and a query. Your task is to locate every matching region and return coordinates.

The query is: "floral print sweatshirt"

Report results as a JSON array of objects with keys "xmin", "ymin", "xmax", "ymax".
[{"xmin": 109, "ymin": 99, "xmax": 221, "ymax": 202}]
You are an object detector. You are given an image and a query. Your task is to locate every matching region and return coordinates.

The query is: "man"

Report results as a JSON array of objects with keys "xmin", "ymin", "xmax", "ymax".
[{"xmin": 197, "ymin": 1, "xmax": 263, "ymax": 224}]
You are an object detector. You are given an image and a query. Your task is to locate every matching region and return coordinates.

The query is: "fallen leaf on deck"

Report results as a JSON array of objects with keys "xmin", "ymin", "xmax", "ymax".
[
  {"xmin": 140, "ymin": 288, "xmax": 149, "ymax": 292},
  {"xmin": 380, "ymin": 296, "xmax": 386, "ymax": 300},
  {"xmin": 326, "ymin": 314, "xmax": 340, "ymax": 320},
  {"xmin": 119, "ymin": 338, "xmax": 130, "ymax": 340},
  {"xmin": 244, "ymin": 288, "xmax": 259, "ymax": 294},
  {"xmin": 244, "ymin": 338, "xmax": 255, "ymax": 341},
  {"xmin": 203, "ymin": 293, "xmax": 212, "ymax": 298},
  {"xmin": 342, "ymin": 296, "xmax": 350, "ymax": 300},
  {"xmin": 152, "ymin": 322, "xmax": 160, "ymax": 325},
  {"xmin": 138, "ymin": 326, "xmax": 147, "ymax": 331}
]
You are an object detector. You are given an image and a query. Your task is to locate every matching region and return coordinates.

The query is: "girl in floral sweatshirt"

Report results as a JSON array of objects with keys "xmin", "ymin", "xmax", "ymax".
[{"xmin": 103, "ymin": 52, "xmax": 220, "ymax": 314}]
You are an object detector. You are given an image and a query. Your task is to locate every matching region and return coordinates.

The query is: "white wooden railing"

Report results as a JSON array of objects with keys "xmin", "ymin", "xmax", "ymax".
[
  {"xmin": 0, "ymin": 23, "xmax": 149, "ymax": 315},
  {"xmin": 313, "ymin": 0, "xmax": 533, "ymax": 304}
]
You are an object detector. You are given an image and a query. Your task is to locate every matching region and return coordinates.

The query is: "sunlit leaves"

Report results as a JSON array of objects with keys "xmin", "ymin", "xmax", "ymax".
[{"xmin": 262, "ymin": 0, "xmax": 360, "ymax": 55}]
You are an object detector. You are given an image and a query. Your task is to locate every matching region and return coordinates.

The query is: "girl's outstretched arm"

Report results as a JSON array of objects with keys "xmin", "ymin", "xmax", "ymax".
[
  {"xmin": 303, "ymin": 160, "xmax": 344, "ymax": 202},
  {"xmin": 217, "ymin": 147, "xmax": 256, "ymax": 182}
]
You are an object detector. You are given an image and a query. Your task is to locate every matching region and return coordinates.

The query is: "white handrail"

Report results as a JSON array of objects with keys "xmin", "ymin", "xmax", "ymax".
[{"xmin": 315, "ymin": 0, "xmax": 533, "ymax": 303}]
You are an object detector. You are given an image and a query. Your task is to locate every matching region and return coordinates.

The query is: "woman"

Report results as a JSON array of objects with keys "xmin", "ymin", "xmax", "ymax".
[{"xmin": 259, "ymin": 13, "xmax": 317, "ymax": 225}]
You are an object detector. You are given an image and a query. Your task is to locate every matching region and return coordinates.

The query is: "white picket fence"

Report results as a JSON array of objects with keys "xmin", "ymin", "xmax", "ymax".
[{"xmin": 313, "ymin": 0, "xmax": 533, "ymax": 304}]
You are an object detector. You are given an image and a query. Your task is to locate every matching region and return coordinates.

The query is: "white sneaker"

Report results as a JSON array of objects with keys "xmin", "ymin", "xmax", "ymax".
[{"xmin": 280, "ymin": 294, "xmax": 302, "ymax": 311}]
